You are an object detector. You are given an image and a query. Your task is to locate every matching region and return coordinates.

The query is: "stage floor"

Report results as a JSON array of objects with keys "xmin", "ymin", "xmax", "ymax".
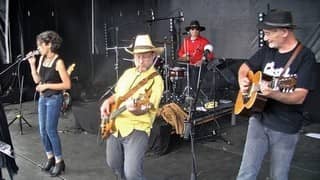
[{"xmin": 2, "ymin": 101, "xmax": 320, "ymax": 180}]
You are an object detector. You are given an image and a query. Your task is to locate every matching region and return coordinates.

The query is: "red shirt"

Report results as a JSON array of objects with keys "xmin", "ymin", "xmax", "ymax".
[{"xmin": 178, "ymin": 35, "xmax": 214, "ymax": 65}]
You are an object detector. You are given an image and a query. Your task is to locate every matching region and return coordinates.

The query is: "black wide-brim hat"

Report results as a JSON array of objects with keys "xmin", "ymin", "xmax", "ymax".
[
  {"xmin": 185, "ymin": 20, "xmax": 206, "ymax": 31},
  {"xmin": 257, "ymin": 9, "xmax": 297, "ymax": 29}
]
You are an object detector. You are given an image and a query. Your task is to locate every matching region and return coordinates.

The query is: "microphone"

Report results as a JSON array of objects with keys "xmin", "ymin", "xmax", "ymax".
[
  {"xmin": 203, "ymin": 44, "xmax": 213, "ymax": 59},
  {"xmin": 99, "ymin": 84, "xmax": 116, "ymax": 101},
  {"xmin": 22, "ymin": 50, "xmax": 40, "ymax": 61},
  {"xmin": 151, "ymin": 9, "xmax": 155, "ymax": 21}
]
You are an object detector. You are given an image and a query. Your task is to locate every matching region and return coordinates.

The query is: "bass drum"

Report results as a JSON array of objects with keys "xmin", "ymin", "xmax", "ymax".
[{"xmin": 169, "ymin": 67, "xmax": 186, "ymax": 81}]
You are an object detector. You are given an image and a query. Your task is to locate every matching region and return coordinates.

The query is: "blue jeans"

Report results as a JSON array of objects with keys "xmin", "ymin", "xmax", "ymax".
[
  {"xmin": 38, "ymin": 94, "xmax": 63, "ymax": 159},
  {"xmin": 106, "ymin": 130, "xmax": 149, "ymax": 180},
  {"xmin": 237, "ymin": 114, "xmax": 299, "ymax": 180}
]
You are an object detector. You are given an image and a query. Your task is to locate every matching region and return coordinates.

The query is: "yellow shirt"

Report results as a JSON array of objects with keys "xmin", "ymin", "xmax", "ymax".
[{"xmin": 113, "ymin": 67, "xmax": 164, "ymax": 137}]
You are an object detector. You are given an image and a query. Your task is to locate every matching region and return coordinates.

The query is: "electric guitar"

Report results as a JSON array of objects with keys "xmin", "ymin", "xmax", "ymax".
[
  {"xmin": 100, "ymin": 90, "xmax": 152, "ymax": 139},
  {"xmin": 234, "ymin": 70, "xmax": 297, "ymax": 115},
  {"xmin": 61, "ymin": 63, "xmax": 76, "ymax": 113}
]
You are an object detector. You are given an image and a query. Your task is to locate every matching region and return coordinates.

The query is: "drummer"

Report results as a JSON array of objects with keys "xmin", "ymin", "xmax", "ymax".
[{"xmin": 177, "ymin": 20, "xmax": 215, "ymax": 98}]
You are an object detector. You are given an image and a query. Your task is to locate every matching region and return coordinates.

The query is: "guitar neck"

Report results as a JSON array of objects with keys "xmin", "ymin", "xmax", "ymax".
[{"xmin": 110, "ymin": 105, "xmax": 127, "ymax": 120}]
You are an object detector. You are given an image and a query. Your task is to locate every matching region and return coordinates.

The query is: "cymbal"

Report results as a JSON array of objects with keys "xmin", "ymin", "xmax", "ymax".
[
  {"xmin": 120, "ymin": 39, "xmax": 132, "ymax": 42},
  {"xmin": 176, "ymin": 60, "xmax": 189, "ymax": 65}
]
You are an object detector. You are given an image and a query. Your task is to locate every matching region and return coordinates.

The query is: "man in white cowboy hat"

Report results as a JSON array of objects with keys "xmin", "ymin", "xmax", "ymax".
[
  {"xmin": 237, "ymin": 9, "xmax": 317, "ymax": 180},
  {"xmin": 177, "ymin": 20, "xmax": 215, "ymax": 99},
  {"xmin": 100, "ymin": 34, "xmax": 164, "ymax": 180}
]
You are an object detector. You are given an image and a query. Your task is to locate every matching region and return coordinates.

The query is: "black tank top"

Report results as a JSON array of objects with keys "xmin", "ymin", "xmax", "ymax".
[{"xmin": 39, "ymin": 56, "xmax": 62, "ymax": 97}]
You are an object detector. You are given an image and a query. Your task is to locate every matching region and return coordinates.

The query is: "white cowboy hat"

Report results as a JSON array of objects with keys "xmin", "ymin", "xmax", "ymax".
[{"xmin": 125, "ymin": 34, "xmax": 164, "ymax": 55}]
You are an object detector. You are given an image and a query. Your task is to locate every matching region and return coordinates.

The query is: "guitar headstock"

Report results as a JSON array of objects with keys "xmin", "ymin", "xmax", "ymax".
[
  {"xmin": 67, "ymin": 63, "xmax": 76, "ymax": 75},
  {"xmin": 278, "ymin": 75, "xmax": 297, "ymax": 89}
]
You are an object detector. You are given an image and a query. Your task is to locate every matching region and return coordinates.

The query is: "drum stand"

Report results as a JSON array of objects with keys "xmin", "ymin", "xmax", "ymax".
[
  {"xmin": 105, "ymin": 26, "xmax": 129, "ymax": 81},
  {"xmin": 184, "ymin": 63, "xmax": 193, "ymax": 103},
  {"xmin": 105, "ymin": 46, "xmax": 128, "ymax": 81},
  {"xmin": 196, "ymin": 62, "xmax": 209, "ymax": 103},
  {"xmin": 162, "ymin": 39, "xmax": 171, "ymax": 103}
]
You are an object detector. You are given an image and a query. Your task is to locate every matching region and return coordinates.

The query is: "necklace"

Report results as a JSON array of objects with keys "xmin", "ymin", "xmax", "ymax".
[{"xmin": 43, "ymin": 54, "xmax": 57, "ymax": 67}]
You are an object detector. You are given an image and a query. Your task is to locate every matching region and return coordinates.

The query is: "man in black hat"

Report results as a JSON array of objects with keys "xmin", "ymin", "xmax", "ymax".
[
  {"xmin": 236, "ymin": 9, "xmax": 317, "ymax": 180},
  {"xmin": 177, "ymin": 20, "xmax": 215, "ymax": 98}
]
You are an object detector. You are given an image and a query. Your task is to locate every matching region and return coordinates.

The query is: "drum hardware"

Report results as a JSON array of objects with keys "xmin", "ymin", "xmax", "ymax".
[
  {"xmin": 145, "ymin": 11, "xmax": 184, "ymax": 62},
  {"xmin": 161, "ymin": 37, "xmax": 171, "ymax": 103},
  {"xmin": 122, "ymin": 58, "xmax": 134, "ymax": 62},
  {"xmin": 105, "ymin": 46, "xmax": 129, "ymax": 81},
  {"xmin": 105, "ymin": 26, "xmax": 131, "ymax": 81},
  {"xmin": 169, "ymin": 67, "xmax": 186, "ymax": 81},
  {"xmin": 196, "ymin": 61, "xmax": 210, "ymax": 103}
]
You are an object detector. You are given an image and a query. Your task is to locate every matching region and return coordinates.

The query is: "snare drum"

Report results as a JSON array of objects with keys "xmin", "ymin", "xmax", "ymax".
[{"xmin": 169, "ymin": 67, "xmax": 186, "ymax": 80}]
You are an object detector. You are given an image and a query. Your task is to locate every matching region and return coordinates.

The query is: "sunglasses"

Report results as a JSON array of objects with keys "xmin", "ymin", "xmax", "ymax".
[{"xmin": 190, "ymin": 27, "xmax": 200, "ymax": 31}]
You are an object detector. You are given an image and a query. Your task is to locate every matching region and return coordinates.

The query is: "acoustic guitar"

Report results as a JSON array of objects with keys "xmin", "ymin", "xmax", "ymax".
[
  {"xmin": 234, "ymin": 70, "xmax": 297, "ymax": 115},
  {"xmin": 100, "ymin": 90, "xmax": 152, "ymax": 139}
]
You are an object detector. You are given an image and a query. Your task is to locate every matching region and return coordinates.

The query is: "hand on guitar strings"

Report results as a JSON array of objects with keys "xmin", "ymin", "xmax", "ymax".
[
  {"xmin": 126, "ymin": 98, "xmax": 149, "ymax": 116},
  {"xmin": 260, "ymin": 80, "xmax": 273, "ymax": 96},
  {"xmin": 239, "ymin": 77, "xmax": 250, "ymax": 94}
]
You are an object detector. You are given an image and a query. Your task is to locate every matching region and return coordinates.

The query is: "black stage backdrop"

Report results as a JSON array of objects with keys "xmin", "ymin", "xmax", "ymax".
[{"xmin": 3, "ymin": 0, "xmax": 320, "ymax": 123}]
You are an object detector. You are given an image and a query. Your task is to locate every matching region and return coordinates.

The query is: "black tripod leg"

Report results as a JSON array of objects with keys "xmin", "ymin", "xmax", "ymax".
[
  {"xmin": 21, "ymin": 116, "xmax": 32, "ymax": 127},
  {"xmin": 213, "ymin": 129, "xmax": 231, "ymax": 145},
  {"xmin": 19, "ymin": 116, "xmax": 23, "ymax": 135},
  {"xmin": 8, "ymin": 116, "xmax": 18, "ymax": 126}
]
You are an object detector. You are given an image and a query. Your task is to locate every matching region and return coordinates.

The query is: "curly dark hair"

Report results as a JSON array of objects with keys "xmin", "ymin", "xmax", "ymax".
[{"xmin": 36, "ymin": 30, "xmax": 63, "ymax": 53}]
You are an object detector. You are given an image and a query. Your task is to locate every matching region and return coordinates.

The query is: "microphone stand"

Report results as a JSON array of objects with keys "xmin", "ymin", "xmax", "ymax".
[
  {"xmin": 185, "ymin": 96, "xmax": 197, "ymax": 180},
  {"xmin": 184, "ymin": 60, "xmax": 209, "ymax": 180},
  {"xmin": 2, "ymin": 57, "xmax": 32, "ymax": 134},
  {"xmin": 185, "ymin": 57, "xmax": 211, "ymax": 180},
  {"xmin": 0, "ymin": 56, "xmax": 24, "ymax": 76}
]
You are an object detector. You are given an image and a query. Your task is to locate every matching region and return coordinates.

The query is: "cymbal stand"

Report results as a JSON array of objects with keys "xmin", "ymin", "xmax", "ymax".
[
  {"xmin": 181, "ymin": 36, "xmax": 193, "ymax": 105},
  {"xmin": 105, "ymin": 26, "xmax": 125, "ymax": 81},
  {"xmin": 162, "ymin": 38, "xmax": 170, "ymax": 102},
  {"xmin": 184, "ymin": 63, "xmax": 193, "ymax": 102},
  {"xmin": 196, "ymin": 61, "xmax": 209, "ymax": 103},
  {"xmin": 105, "ymin": 45, "xmax": 128, "ymax": 81}
]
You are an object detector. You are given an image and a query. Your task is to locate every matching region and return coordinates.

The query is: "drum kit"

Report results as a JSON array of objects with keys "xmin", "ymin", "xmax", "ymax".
[{"xmin": 154, "ymin": 55, "xmax": 204, "ymax": 107}]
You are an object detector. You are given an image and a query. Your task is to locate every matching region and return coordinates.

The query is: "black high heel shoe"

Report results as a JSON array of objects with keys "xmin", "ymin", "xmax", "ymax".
[
  {"xmin": 50, "ymin": 160, "xmax": 65, "ymax": 177},
  {"xmin": 42, "ymin": 157, "xmax": 55, "ymax": 172}
]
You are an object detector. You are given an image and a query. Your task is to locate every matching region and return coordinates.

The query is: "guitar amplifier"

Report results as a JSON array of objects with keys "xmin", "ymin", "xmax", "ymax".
[
  {"xmin": 192, "ymin": 102, "xmax": 233, "ymax": 125},
  {"xmin": 191, "ymin": 102, "xmax": 233, "ymax": 141}
]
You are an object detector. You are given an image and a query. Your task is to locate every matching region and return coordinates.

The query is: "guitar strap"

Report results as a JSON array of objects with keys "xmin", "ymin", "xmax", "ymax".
[
  {"xmin": 280, "ymin": 42, "xmax": 303, "ymax": 77},
  {"xmin": 117, "ymin": 71, "xmax": 159, "ymax": 106}
]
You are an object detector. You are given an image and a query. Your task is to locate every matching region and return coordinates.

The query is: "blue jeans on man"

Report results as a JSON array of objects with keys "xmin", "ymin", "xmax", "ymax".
[
  {"xmin": 237, "ymin": 114, "xmax": 299, "ymax": 180},
  {"xmin": 38, "ymin": 94, "xmax": 63, "ymax": 159}
]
